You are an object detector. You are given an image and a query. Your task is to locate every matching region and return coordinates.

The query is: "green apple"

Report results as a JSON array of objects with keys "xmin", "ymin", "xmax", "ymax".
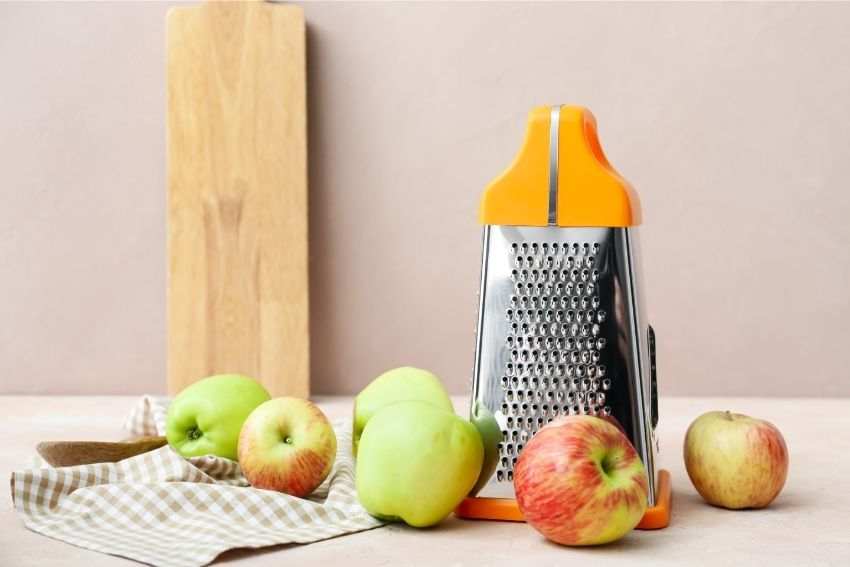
[
  {"xmin": 352, "ymin": 366, "xmax": 453, "ymax": 456},
  {"xmin": 166, "ymin": 374, "xmax": 271, "ymax": 460},
  {"xmin": 469, "ymin": 400, "xmax": 502, "ymax": 496},
  {"xmin": 356, "ymin": 400, "xmax": 484, "ymax": 527}
]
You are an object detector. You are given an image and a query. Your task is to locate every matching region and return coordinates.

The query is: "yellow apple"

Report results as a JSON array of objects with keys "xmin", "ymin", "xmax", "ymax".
[{"xmin": 684, "ymin": 411, "xmax": 788, "ymax": 509}]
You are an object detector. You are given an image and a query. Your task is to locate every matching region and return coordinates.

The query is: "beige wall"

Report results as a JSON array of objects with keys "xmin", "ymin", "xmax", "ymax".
[{"xmin": 2, "ymin": 2, "xmax": 849, "ymax": 397}]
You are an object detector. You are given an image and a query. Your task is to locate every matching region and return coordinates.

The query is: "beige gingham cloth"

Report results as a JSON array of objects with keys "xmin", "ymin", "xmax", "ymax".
[{"xmin": 10, "ymin": 396, "xmax": 383, "ymax": 567}]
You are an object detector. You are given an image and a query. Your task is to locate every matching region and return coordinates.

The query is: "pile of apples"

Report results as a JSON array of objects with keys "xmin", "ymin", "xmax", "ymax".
[
  {"xmin": 165, "ymin": 369, "xmax": 790, "ymax": 547},
  {"xmin": 165, "ymin": 368, "xmax": 486, "ymax": 526},
  {"xmin": 352, "ymin": 367, "xmax": 483, "ymax": 527},
  {"xmin": 166, "ymin": 374, "xmax": 338, "ymax": 497}
]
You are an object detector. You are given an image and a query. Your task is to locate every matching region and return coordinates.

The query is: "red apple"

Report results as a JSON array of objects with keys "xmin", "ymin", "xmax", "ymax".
[
  {"xmin": 684, "ymin": 411, "xmax": 788, "ymax": 509},
  {"xmin": 514, "ymin": 415, "xmax": 648, "ymax": 546},
  {"xmin": 238, "ymin": 397, "xmax": 337, "ymax": 497}
]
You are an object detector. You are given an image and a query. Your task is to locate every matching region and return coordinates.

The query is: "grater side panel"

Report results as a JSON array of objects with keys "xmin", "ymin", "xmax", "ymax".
[
  {"xmin": 616, "ymin": 227, "xmax": 657, "ymax": 503},
  {"xmin": 471, "ymin": 225, "xmax": 656, "ymax": 501},
  {"xmin": 470, "ymin": 227, "xmax": 492, "ymax": 405}
]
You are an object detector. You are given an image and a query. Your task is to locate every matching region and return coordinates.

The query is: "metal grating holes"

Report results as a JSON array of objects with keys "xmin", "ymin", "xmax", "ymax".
[{"xmin": 497, "ymin": 240, "xmax": 611, "ymax": 482}]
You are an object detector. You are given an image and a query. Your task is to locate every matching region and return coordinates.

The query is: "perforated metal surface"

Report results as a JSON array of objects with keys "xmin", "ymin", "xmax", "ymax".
[
  {"xmin": 471, "ymin": 226, "xmax": 656, "ymax": 501},
  {"xmin": 495, "ymin": 239, "xmax": 611, "ymax": 483}
]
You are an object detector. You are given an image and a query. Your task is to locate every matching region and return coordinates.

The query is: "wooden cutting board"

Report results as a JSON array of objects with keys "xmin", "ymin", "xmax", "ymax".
[{"xmin": 167, "ymin": 0, "xmax": 308, "ymax": 397}]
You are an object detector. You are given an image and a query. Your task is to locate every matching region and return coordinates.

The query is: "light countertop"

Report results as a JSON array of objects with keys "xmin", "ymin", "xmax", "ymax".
[{"xmin": 2, "ymin": 395, "xmax": 848, "ymax": 566}]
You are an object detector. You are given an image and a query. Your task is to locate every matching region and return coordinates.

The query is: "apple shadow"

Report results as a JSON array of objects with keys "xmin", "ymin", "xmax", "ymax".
[
  {"xmin": 432, "ymin": 516, "xmax": 505, "ymax": 533},
  {"xmin": 449, "ymin": 516, "xmax": 667, "ymax": 552},
  {"xmin": 537, "ymin": 529, "xmax": 663, "ymax": 554},
  {"xmin": 679, "ymin": 490, "xmax": 807, "ymax": 513},
  {"xmin": 757, "ymin": 495, "xmax": 805, "ymax": 512}
]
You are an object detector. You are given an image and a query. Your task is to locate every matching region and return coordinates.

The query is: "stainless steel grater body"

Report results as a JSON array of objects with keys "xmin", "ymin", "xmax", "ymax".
[{"xmin": 470, "ymin": 224, "xmax": 659, "ymax": 503}]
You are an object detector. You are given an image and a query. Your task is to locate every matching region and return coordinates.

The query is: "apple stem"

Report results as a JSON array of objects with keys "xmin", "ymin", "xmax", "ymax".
[
  {"xmin": 724, "ymin": 411, "xmax": 733, "ymax": 421},
  {"xmin": 599, "ymin": 455, "xmax": 613, "ymax": 476}
]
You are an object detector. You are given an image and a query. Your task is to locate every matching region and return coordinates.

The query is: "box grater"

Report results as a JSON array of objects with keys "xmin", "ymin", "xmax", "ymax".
[{"xmin": 456, "ymin": 105, "xmax": 670, "ymax": 528}]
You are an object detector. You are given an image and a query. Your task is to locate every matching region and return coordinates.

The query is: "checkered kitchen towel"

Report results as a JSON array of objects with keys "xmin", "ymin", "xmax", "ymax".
[{"xmin": 11, "ymin": 396, "xmax": 383, "ymax": 567}]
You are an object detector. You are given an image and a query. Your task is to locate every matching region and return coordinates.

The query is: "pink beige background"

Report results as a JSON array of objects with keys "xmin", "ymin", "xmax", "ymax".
[{"xmin": 2, "ymin": 2, "xmax": 849, "ymax": 396}]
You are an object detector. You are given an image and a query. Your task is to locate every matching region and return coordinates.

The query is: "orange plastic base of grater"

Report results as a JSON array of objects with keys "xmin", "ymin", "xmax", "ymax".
[{"xmin": 455, "ymin": 468, "xmax": 672, "ymax": 530}]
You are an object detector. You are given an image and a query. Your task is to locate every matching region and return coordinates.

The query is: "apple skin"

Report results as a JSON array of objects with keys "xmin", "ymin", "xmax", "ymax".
[
  {"xmin": 469, "ymin": 400, "xmax": 502, "ymax": 496},
  {"xmin": 166, "ymin": 374, "xmax": 271, "ymax": 460},
  {"xmin": 356, "ymin": 400, "xmax": 484, "ymax": 527},
  {"xmin": 684, "ymin": 411, "xmax": 788, "ymax": 510},
  {"xmin": 238, "ymin": 397, "xmax": 337, "ymax": 497},
  {"xmin": 514, "ymin": 415, "xmax": 648, "ymax": 546},
  {"xmin": 352, "ymin": 367, "xmax": 454, "ymax": 456}
]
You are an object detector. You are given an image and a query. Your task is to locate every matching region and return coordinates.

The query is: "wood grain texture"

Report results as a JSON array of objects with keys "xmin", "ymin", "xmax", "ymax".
[
  {"xmin": 36, "ymin": 437, "xmax": 168, "ymax": 467},
  {"xmin": 167, "ymin": 1, "xmax": 308, "ymax": 397}
]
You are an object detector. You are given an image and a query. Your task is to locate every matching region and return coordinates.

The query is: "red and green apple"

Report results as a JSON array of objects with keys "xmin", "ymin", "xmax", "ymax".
[
  {"xmin": 514, "ymin": 415, "xmax": 648, "ymax": 546},
  {"xmin": 238, "ymin": 397, "xmax": 337, "ymax": 497}
]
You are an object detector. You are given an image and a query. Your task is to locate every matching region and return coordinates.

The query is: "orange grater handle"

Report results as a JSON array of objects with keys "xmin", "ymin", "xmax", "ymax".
[
  {"xmin": 455, "ymin": 468, "xmax": 672, "ymax": 530},
  {"xmin": 479, "ymin": 106, "xmax": 642, "ymax": 228}
]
